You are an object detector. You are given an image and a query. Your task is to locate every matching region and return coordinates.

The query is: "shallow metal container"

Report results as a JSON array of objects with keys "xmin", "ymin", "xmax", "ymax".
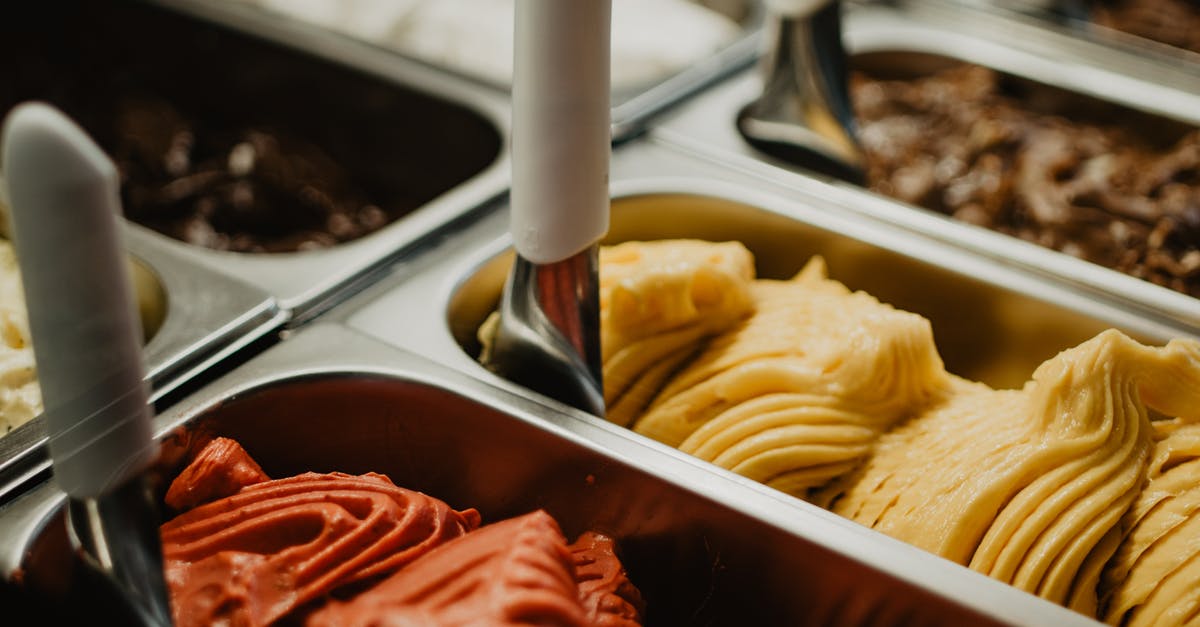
[
  {"xmin": 339, "ymin": 140, "xmax": 1191, "ymax": 396},
  {"xmin": 923, "ymin": 0, "xmax": 1200, "ymax": 71},
  {"xmin": 158, "ymin": 0, "xmax": 764, "ymax": 139},
  {"xmin": 0, "ymin": 323, "xmax": 1092, "ymax": 626},
  {"xmin": 0, "ymin": 226, "xmax": 281, "ymax": 504},
  {"xmin": 2, "ymin": 0, "xmax": 510, "ymax": 318},
  {"xmin": 650, "ymin": 0, "xmax": 1200, "ymax": 333}
]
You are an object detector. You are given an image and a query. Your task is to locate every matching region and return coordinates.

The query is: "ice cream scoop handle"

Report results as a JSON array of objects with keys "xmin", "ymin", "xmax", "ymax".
[
  {"xmin": 1, "ymin": 103, "xmax": 155, "ymax": 499},
  {"xmin": 511, "ymin": 0, "xmax": 611, "ymax": 264}
]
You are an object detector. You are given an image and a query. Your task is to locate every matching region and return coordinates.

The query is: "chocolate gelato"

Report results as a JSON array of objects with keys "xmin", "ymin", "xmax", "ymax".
[{"xmin": 852, "ymin": 63, "xmax": 1200, "ymax": 297}]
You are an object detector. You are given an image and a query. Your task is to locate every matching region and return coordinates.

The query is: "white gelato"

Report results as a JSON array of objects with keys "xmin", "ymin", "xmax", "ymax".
[
  {"xmin": 246, "ymin": 0, "xmax": 743, "ymax": 91},
  {"xmin": 0, "ymin": 239, "xmax": 40, "ymax": 434}
]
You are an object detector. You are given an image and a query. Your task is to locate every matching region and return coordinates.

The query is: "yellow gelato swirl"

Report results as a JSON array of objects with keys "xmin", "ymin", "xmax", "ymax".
[
  {"xmin": 600, "ymin": 240, "xmax": 755, "ymax": 427},
  {"xmin": 817, "ymin": 331, "xmax": 1200, "ymax": 610},
  {"xmin": 594, "ymin": 239, "xmax": 1200, "ymax": 620},
  {"xmin": 1098, "ymin": 419, "xmax": 1200, "ymax": 625},
  {"xmin": 628, "ymin": 255, "xmax": 948, "ymax": 494}
]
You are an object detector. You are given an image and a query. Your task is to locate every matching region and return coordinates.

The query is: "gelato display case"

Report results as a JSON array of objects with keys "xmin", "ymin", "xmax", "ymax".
[
  {"xmin": 0, "ymin": 324, "xmax": 1091, "ymax": 626},
  {"xmin": 1, "ymin": 0, "xmax": 1199, "ymax": 623},
  {"xmin": 333, "ymin": 139, "xmax": 1199, "ymax": 623}
]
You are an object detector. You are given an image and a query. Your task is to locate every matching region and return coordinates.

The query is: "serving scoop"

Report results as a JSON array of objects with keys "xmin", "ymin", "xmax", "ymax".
[
  {"xmin": 2, "ymin": 103, "xmax": 172, "ymax": 626},
  {"xmin": 483, "ymin": 0, "xmax": 611, "ymax": 416},
  {"xmin": 737, "ymin": 0, "xmax": 865, "ymax": 183}
]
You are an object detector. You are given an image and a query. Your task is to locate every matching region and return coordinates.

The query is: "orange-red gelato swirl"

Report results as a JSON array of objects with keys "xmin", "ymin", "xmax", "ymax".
[
  {"xmin": 160, "ymin": 438, "xmax": 481, "ymax": 627},
  {"xmin": 308, "ymin": 510, "xmax": 644, "ymax": 627}
]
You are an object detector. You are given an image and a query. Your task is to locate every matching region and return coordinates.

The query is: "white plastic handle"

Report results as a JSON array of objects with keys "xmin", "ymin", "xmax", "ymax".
[
  {"xmin": 763, "ymin": 0, "xmax": 830, "ymax": 17},
  {"xmin": 2, "ymin": 103, "xmax": 155, "ymax": 499},
  {"xmin": 511, "ymin": 0, "xmax": 611, "ymax": 264}
]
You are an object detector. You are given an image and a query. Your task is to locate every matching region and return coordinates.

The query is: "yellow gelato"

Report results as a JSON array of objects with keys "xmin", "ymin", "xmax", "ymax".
[
  {"xmin": 1098, "ymin": 420, "xmax": 1200, "ymax": 625},
  {"xmin": 595, "ymin": 239, "xmax": 1200, "ymax": 621}
]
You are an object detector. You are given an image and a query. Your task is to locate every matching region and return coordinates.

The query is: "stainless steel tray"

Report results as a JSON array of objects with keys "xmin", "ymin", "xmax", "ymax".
[
  {"xmin": 649, "ymin": 0, "xmax": 1200, "ymax": 333},
  {"xmin": 0, "ymin": 225, "xmax": 282, "ymax": 504},
  {"xmin": 3, "ymin": 0, "xmax": 511, "ymax": 318},
  {"xmin": 920, "ymin": 0, "xmax": 1200, "ymax": 72},
  {"xmin": 156, "ymin": 0, "xmax": 764, "ymax": 140},
  {"xmin": 338, "ymin": 139, "xmax": 1191, "ymax": 395},
  {"xmin": 0, "ymin": 323, "xmax": 1092, "ymax": 625}
]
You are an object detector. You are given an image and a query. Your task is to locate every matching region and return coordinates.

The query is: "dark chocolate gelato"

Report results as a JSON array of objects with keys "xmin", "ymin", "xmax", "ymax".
[{"xmin": 853, "ymin": 63, "xmax": 1200, "ymax": 297}]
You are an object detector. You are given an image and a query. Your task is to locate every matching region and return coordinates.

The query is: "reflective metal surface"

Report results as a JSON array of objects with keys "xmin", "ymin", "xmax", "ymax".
[
  {"xmin": 158, "ymin": 0, "xmax": 765, "ymax": 141},
  {"xmin": 66, "ymin": 476, "xmax": 172, "ymax": 627},
  {"xmin": 485, "ymin": 251, "xmax": 605, "ymax": 415},
  {"xmin": 340, "ymin": 140, "xmax": 1191, "ymax": 401},
  {"xmin": 0, "ymin": 224, "xmax": 282, "ymax": 504},
  {"xmin": 738, "ymin": 1, "xmax": 866, "ymax": 182},
  {"xmin": 0, "ymin": 324, "xmax": 1094, "ymax": 625}
]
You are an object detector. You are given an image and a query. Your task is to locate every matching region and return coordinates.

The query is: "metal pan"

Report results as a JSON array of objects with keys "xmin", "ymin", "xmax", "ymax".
[
  {"xmin": 0, "ymin": 323, "xmax": 1091, "ymax": 625},
  {"xmin": 153, "ymin": 0, "xmax": 765, "ymax": 140},
  {"xmin": 2, "ymin": 0, "xmax": 510, "ymax": 319},
  {"xmin": 339, "ymin": 139, "xmax": 1190, "ymax": 396},
  {"xmin": 919, "ymin": 0, "xmax": 1200, "ymax": 71}
]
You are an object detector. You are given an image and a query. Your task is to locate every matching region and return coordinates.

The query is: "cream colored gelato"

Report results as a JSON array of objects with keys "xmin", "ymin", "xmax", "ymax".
[
  {"xmin": 0, "ymin": 239, "xmax": 40, "ymax": 434},
  {"xmin": 595, "ymin": 239, "xmax": 1200, "ymax": 622},
  {"xmin": 1097, "ymin": 420, "xmax": 1200, "ymax": 625}
]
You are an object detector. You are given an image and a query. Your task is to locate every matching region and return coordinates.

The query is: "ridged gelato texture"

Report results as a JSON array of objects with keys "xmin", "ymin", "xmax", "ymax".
[
  {"xmin": 0, "ymin": 240, "xmax": 40, "ymax": 434},
  {"xmin": 161, "ymin": 437, "xmax": 644, "ymax": 626},
  {"xmin": 1099, "ymin": 420, "xmax": 1200, "ymax": 625},
  {"xmin": 606, "ymin": 240, "xmax": 947, "ymax": 495},
  {"xmin": 817, "ymin": 331, "xmax": 1200, "ymax": 614},
  {"xmin": 310, "ymin": 512, "xmax": 644, "ymax": 627},
  {"xmin": 600, "ymin": 239, "xmax": 1200, "ymax": 621}
]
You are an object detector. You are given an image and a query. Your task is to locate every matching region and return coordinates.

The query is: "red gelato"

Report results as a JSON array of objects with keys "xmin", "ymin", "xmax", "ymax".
[{"xmin": 159, "ymin": 437, "xmax": 644, "ymax": 626}]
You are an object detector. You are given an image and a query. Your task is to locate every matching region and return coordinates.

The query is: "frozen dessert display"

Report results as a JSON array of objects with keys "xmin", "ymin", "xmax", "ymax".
[
  {"xmin": 0, "ymin": 240, "xmax": 39, "ymax": 434},
  {"xmin": 485, "ymin": 238, "xmax": 1200, "ymax": 621},
  {"xmin": 161, "ymin": 437, "xmax": 644, "ymax": 626},
  {"xmin": 230, "ymin": 0, "xmax": 744, "ymax": 92},
  {"xmin": 1090, "ymin": 0, "xmax": 1200, "ymax": 53},
  {"xmin": 851, "ymin": 63, "xmax": 1200, "ymax": 298}
]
